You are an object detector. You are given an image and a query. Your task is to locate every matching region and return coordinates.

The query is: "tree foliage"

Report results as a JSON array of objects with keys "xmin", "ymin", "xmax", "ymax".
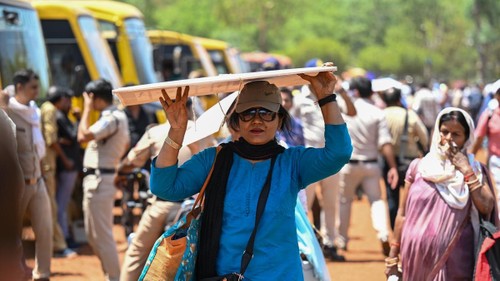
[{"xmin": 120, "ymin": 0, "xmax": 500, "ymax": 82}]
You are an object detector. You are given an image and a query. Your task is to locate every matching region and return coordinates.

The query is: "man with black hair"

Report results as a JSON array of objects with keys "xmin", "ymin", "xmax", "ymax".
[
  {"xmin": 4, "ymin": 69, "xmax": 53, "ymax": 281},
  {"xmin": 381, "ymin": 87, "xmax": 428, "ymax": 229},
  {"xmin": 53, "ymin": 87, "xmax": 82, "ymax": 248},
  {"xmin": 78, "ymin": 79, "xmax": 129, "ymax": 281},
  {"xmin": 292, "ymin": 60, "xmax": 356, "ymax": 262},
  {"xmin": 411, "ymin": 82, "xmax": 441, "ymax": 137},
  {"xmin": 41, "ymin": 86, "xmax": 78, "ymax": 258},
  {"xmin": 122, "ymin": 83, "xmax": 159, "ymax": 151},
  {"xmin": 337, "ymin": 77, "xmax": 398, "ymax": 256}
]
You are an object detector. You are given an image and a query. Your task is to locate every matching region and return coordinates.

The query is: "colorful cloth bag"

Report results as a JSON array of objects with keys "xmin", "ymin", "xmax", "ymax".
[{"xmin": 138, "ymin": 147, "xmax": 219, "ymax": 281}]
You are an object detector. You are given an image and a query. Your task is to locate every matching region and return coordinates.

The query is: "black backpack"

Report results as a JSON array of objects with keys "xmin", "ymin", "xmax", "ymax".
[{"xmin": 474, "ymin": 219, "xmax": 500, "ymax": 280}]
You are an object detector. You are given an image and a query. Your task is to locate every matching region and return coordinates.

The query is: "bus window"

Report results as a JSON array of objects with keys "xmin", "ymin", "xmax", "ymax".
[
  {"xmin": 124, "ymin": 18, "xmax": 156, "ymax": 84},
  {"xmin": 208, "ymin": 50, "xmax": 229, "ymax": 74},
  {"xmin": 0, "ymin": 3, "xmax": 50, "ymax": 94},
  {"xmin": 40, "ymin": 19, "xmax": 90, "ymax": 96},
  {"xmin": 78, "ymin": 16, "xmax": 121, "ymax": 88},
  {"xmin": 96, "ymin": 19, "xmax": 121, "ymax": 71}
]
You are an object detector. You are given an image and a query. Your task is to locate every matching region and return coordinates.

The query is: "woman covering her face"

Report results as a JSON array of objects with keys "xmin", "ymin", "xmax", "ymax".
[
  {"xmin": 150, "ymin": 69, "xmax": 352, "ymax": 280},
  {"xmin": 386, "ymin": 107, "xmax": 498, "ymax": 280}
]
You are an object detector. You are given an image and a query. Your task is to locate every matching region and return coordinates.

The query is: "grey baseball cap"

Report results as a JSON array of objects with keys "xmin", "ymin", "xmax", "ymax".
[{"xmin": 235, "ymin": 81, "xmax": 282, "ymax": 113}]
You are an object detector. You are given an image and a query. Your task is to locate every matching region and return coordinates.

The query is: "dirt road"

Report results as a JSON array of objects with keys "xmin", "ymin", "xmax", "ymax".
[{"xmin": 25, "ymin": 197, "xmax": 387, "ymax": 280}]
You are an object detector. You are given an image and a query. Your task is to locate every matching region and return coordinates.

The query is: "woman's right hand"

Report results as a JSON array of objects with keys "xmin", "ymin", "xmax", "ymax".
[{"xmin": 159, "ymin": 86, "xmax": 190, "ymax": 131}]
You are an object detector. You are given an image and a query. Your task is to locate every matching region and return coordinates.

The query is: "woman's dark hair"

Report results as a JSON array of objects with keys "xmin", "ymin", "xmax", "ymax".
[
  {"xmin": 439, "ymin": 110, "xmax": 470, "ymax": 141},
  {"xmin": 227, "ymin": 105, "xmax": 292, "ymax": 133}
]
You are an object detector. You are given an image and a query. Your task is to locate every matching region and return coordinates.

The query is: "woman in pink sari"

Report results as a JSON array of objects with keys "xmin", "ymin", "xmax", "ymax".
[{"xmin": 385, "ymin": 107, "xmax": 497, "ymax": 281}]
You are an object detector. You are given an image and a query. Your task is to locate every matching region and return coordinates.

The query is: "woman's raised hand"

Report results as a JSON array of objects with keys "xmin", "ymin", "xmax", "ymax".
[
  {"xmin": 298, "ymin": 62, "xmax": 337, "ymax": 99},
  {"xmin": 159, "ymin": 86, "xmax": 190, "ymax": 130}
]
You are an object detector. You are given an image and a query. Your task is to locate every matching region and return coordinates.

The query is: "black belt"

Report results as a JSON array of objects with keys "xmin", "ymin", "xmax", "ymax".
[
  {"xmin": 349, "ymin": 159, "xmax": 378, "ymax": 164},
  {"xmin": 83, "ymin": 167, "xmax": 116, "ymax": 176}
]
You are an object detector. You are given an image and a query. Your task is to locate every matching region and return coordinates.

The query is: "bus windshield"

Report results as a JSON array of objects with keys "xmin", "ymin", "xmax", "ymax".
[
  {"xmin": 78, "ymin": 16, "xmax": 121, "ymax": 88},
  {"xmin": 0, "ymin": 4, "xmax": 50, "ymax": 95},
  {"xmin": 208, "ymin": 50, "xmax": 229, "ymax": 74},
  {"xmin": 124, "ymin": 18, "xmax": 157, "ymax": 84}
]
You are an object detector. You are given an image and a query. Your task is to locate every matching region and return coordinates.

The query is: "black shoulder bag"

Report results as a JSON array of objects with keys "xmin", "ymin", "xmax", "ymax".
[{"xmin": 396, "ymin": 109, "xmax": 412, "ymax": 187}]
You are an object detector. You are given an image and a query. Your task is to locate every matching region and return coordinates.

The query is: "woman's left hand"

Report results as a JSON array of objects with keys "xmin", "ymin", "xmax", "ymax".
[{"xmin": 298, "ymin": 62, "xmax": 337, "ymax": 99}]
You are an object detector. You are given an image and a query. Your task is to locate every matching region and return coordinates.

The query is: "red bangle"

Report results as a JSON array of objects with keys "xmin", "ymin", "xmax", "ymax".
[
  {"xmin": 390, "ymin": 242, "xmax": 400, "ymax": 248},
  {"xmin": 464, "ymin": 172, "xmax": 475, "ymax": 182}
]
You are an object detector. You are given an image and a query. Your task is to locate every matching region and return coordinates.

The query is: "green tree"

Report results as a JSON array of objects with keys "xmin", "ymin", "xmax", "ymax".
[
  {"xmin": 286, "ymin": 38, "xmax": 350, "ymax": 70},
  {"xmin": 117, "ymin": 0, "xmax": 499, "ymax": 81}
]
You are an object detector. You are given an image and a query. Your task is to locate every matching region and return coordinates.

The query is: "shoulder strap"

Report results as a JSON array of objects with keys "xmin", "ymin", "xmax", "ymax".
[
  {"xmin": 193, "ymin": 146, "xmax": 222, "ymax": 210},
  {"xmin": 399, "ymin": 109, "xmax": 409, "ymax": 162}
]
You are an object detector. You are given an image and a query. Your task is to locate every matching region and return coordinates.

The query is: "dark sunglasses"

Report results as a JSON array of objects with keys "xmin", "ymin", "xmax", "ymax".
[{"xmin": 238, "ymin": 108, "xmax": 277, "ymax": 122}]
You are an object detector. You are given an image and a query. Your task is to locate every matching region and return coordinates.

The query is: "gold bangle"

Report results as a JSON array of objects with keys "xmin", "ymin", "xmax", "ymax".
[
  {"xmin": 164, "ymin": 136, "xmax": 182, "ymax": 150},
  {"xmin": 385, "ymin": 261, "xmax": 398, "ymax": 267},
  {"xmin": 465, "ymin": 177, "xmax": 479, "ymax": 186},
  {"xmin": 469, "ymin": 182, "xmax": 482, "ymax": 193},
  {"xmin": 385, "ymin": 256, "xmax": 399, "ymax": 267},
  {"xmin": 385, "ymin": 257, "xmax": 399, "ymax": 263}
]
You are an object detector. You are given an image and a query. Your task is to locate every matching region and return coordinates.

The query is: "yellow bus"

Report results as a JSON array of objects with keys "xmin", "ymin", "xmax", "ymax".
[
  {"xmin": 70, "ymin": 0, "xmax": 157, "ymax": 85},
  {"xmin": 148, "ymin": 29, "xmax": 217, "ymax": 80},
  {"xmin": 32, "ymin": 1, "xmax": 122, "ymax": 92},
  {"xmin": 33, "ymin": 0, "xmax": 122, "ymax": 124},
  {"xmin": 198, "ymin": 37, "xmax": 240, "ymax": 74},
  {"xmin": 241, "ymin": 51, "xmax": 293, "ymax": 72},
  {"xmin": 0, "ymin": 0, "xmax": 50, "ymax": 95}
]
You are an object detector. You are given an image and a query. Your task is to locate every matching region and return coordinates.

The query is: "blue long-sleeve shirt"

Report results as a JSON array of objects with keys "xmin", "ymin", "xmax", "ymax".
[{"xmin": 150, "ymin": 124, "xmax": 352, "ymax": 281}]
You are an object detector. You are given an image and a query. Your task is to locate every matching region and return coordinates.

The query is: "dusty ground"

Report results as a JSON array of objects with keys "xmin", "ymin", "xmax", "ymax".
[{"xmin": 24, "ymin": 196, "xmax": 387, "ymax": 281}]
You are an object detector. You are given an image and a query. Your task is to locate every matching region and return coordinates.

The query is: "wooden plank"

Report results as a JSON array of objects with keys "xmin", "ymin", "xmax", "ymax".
[{"xmin": 113, "ymin": 66, "xmax": 337, "ymax": 106}]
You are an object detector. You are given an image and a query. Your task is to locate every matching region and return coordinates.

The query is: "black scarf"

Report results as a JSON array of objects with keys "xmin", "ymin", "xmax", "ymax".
[{"xmin": 196, "ymin": 137, "xmax": 285, "ymax": 279}]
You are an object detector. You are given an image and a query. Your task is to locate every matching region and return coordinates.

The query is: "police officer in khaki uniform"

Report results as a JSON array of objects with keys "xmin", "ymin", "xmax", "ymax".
[
  {"xmin": 40, "ymin": 86, "xmax": 77, "ymax": 258},
  {"xmin": 5, "ymin": 69, "xmax": 53, "ymax": 281},
  {"xmin": 77, "ymin": 79, "xmax": 129, "ymax": 281}
]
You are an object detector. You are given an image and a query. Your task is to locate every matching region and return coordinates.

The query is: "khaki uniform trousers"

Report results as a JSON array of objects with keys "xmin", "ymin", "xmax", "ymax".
[
  {"xmin": 305, "ymin": 173, "xmax": 340, "ymax": 246},
  {"xmin": 120, "ymin": 200, "xmax": 181, "ymax": 281},
  {"xmin": 83, "ymin": 174, "xmax": 120, "ymax": 281},
  {"xmin": 337, "ymin": 162, "xmax": 390, "ymax": 248},
  {"xmin": 20, "ymin": 179, "xmax": 53, "ymax": 279},
  {"xmin": 43, "ymin": 167, "xmax": 68, "ymax": 251}
]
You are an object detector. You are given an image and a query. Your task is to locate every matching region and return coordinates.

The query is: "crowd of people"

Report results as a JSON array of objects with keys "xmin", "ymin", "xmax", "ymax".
[{"xmin": 0, "ymin": 61, "xmax": 499, "ymax": 281}]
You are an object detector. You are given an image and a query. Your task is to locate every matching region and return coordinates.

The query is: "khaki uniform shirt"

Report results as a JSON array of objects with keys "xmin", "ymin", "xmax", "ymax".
[
  {"xmin": 292, "ymin": 86, "xmax": 347, "ymax": 148},
  {"xmin": 40, "ymin": 101, "xmax": 58, "ymax": 170},
  {"xmin": 126, "ymin": 121, "xmax": 195, "ymax": 167},
  {"xmin": 344, "ymin": 98, "xmax": 393, "ymax": 160},
  {"xmin": 5, "ymin": 108, "xmax": 42, "ymax": 180},
  {"xmin": 384, "ymin": 106, "xmax": 429, "ymax": 158},
  {"xmin": 83, "ymin": 106, "xmax": 129, "ymax": 169}
]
